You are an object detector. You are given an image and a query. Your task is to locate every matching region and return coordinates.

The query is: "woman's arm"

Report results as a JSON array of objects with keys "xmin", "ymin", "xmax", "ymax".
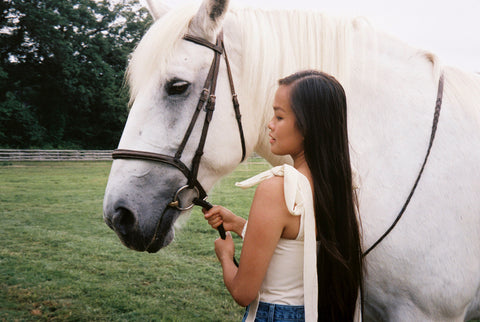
[{"xmin": 214, "ymin": 176, "xmax": 291, "ymax": 306}]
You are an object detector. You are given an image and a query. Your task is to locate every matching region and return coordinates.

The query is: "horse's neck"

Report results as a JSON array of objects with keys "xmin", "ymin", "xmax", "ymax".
[
  {"xmin": 339, "ymin": 30, "xmax": 447, "ymax": 203},
  {"xmin": 224, "ymin": 10, "xmax": 424, "ymax": 164}
]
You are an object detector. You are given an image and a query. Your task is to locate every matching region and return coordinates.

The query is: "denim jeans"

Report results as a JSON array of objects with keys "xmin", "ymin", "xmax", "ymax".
[{"xmin": 242, "ymin": 301, "xmax": 305, "ymax": 322}]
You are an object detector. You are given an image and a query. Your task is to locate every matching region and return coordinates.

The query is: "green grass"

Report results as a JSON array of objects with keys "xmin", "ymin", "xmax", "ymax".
[{"xmin": 0, "ymin": 159, "xmax": 271, "ymax": 321}]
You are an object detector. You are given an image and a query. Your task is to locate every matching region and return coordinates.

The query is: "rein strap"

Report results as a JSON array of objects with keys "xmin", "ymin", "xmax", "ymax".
[{"xmin": 363, "ymin": 73, "xmax": 445, "ymax": 257}]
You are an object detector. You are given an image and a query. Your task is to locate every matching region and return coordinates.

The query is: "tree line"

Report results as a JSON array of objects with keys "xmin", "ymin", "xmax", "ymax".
[{"xmin": 0, "ymin": 0, "xmax": 152, "ymax": 149}]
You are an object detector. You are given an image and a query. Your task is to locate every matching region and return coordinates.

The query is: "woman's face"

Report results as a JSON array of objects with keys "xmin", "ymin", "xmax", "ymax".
[{"xmin": 268, "ymin": 85, "xmax": 304, "ymax": 157}]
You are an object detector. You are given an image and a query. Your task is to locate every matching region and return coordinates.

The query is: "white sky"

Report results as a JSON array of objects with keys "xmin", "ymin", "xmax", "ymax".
[{"xmin": 156, "ymin": 0, "xmax": 480, "ymax": 73}]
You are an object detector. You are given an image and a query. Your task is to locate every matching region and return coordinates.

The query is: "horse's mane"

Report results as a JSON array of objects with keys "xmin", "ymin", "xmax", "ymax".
[{"xmin": 127, "ymin": 4, "xmax": 445, "ymax": 123}]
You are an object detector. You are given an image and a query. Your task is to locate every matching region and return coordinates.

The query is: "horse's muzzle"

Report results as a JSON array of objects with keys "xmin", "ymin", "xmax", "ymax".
[{"xmin": 104, "ymin": 197, "xmax": 177, "ymax": 253}]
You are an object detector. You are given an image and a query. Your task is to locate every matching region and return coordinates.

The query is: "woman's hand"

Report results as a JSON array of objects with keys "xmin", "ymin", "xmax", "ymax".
[
  {"xmin": 214, "ymin": 232, "xmax": 235, "ymax": 262},
  {"xmin": 203, "ymin": 205, "xmax": 246, "ymax": 237}
]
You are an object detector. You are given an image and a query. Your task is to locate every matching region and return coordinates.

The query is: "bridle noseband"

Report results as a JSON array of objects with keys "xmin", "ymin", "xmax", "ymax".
[{"xmin": 112, "ymin": 31, "xmax": 246, "ymax": 211}]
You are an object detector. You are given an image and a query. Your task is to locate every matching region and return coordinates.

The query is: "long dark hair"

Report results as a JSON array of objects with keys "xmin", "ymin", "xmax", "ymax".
[{"xmin": 279, "ymin": 70, "xmax": 363, "ymax": 321}]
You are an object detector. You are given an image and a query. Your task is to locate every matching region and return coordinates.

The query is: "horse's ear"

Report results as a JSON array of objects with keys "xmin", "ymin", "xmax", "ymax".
[
  {"xmin": 189, "ymin": 0, "xmax": 230, "ymax": 40},
  {"xmin": 145, "ymin": 0, "xmax": 169, "ymax": 21}
]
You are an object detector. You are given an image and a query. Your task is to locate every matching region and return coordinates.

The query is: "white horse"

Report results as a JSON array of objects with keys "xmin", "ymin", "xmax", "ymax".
[{"xmin": 103, "ymin": 0, "xmax": 480, "ymax": 320}]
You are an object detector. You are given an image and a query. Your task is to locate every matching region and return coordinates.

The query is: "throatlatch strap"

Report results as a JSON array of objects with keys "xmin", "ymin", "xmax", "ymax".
[{"xmin": 221, "ymin": 36, "xmax": 246, "ymax": 162}]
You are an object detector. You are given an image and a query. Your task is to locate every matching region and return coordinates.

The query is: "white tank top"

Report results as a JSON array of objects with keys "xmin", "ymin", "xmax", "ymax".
[
  {"xmin": 259, "ymin": 237, "xmax": 304, "ymax": 305},
  {"xmin": 236, "ymin": 164, "xmax": 318, "ymax": 321},
  {"xmin": 260, "ymin": 185, "xmax": 306, "ymax": 306}
]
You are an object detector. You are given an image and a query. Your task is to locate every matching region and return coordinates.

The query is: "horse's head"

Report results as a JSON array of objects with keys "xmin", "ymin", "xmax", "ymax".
[{"xmin": 103, "ymin": 0, "xmax": 247, "ymax": 252}]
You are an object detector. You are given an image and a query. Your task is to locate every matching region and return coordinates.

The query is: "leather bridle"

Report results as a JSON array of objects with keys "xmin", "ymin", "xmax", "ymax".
[{"xmin": 112, "ymin": 31, "xmax": 246, "ymax": 212}]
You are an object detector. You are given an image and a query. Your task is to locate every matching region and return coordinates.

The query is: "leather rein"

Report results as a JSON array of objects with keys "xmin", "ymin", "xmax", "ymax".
[
  {"xmin": 363, "ymin": 72, "xmax": 445, "ymax": 256},
  {"xmin": 112, "ymin": 32, "xmax": 246, "ymax": 215}
]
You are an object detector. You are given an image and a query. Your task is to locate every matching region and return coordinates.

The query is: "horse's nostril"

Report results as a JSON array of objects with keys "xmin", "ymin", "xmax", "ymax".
[{"xmin": 113, "ymin": 207, "xmax": 137, "ymax": 235}]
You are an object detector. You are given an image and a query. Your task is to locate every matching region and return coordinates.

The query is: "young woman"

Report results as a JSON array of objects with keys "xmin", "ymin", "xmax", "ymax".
[{"xmin": 204, "ymin": 70, "xmax": 363, "ymax": 321}]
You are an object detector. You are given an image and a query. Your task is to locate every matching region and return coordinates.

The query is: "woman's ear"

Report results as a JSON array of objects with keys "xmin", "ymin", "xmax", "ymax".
[{"xmin": 188, "ymin": 0, "xmax": 230, "ymax": 41}]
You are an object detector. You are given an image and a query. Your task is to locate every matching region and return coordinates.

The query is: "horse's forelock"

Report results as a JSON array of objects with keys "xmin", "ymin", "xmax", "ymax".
[{"xmin": 126, "ymin": 3, "xmax": 200, "ymax": 104}]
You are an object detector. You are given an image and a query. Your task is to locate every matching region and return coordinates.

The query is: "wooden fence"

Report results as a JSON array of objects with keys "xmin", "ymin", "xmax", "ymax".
[
  {"xmin": 0, "ymin": 150, "xmax": 267, "ymax": 163},
  {"xmin": 0, "ymin": 149, "xmax": 113, "ymax": 161}
]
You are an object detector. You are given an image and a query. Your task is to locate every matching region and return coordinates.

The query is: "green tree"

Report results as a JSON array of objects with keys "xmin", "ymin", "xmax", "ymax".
[{"xmin": 0, "ymin": 0, "xmax": 152, "ymax": 148}]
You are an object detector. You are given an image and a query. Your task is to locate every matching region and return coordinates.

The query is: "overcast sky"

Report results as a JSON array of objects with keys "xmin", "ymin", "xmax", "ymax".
[{"xmin": 154, "ymin": 0, "xmax": 480, "ymax": 73}]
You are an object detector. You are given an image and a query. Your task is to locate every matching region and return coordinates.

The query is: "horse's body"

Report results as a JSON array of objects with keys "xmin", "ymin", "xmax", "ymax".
[{"xmin": 103, "ymin": 1, "xmax": 480, "ymax": 320}]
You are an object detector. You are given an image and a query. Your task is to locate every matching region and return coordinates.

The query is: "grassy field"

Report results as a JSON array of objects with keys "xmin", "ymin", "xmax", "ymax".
[{"xmin": 0, "ymin": 159, "xmax": 271, "ymax": 321}]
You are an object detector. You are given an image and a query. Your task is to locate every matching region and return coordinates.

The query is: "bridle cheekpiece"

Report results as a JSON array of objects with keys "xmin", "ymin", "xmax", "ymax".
[{"xmin": 112, "ymin": 31, "xmax": 246, "ymax": 212}]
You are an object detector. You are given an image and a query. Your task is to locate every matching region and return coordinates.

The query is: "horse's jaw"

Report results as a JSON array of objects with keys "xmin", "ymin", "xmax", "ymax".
[{"xmin": 103, "ymin": 160, "xmax": 187, "ymax": 253}]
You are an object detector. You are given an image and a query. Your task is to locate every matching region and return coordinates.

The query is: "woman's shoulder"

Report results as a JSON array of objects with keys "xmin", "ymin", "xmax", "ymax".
[
  {"xmin": 250, "ymin": 164, "xmax": 302, "ymax": 203},
  {"xmin": 251, "ymin": 171, "xmax": 301, "ymax": 239},
  {"xmin": 249, "ymin": 175, "xmax": 286, "ymax": 214},
  {"xmin": 249, "ymin": 174, "xmax": 291, "ymax": 227},
  {"xmin": 255, "ymin": 174, "xmax": 284, "ymax": 197}
]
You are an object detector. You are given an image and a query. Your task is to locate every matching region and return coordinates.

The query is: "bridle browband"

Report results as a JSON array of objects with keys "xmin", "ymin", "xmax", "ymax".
[{"xmin": 112, "ymin": 31, "xmax": 246, "ymax": 211}]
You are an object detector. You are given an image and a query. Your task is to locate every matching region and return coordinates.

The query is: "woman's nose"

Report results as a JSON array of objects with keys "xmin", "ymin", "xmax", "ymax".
[{"xmin": 267, "ymin": 119, "xmax": 274, "ymax": 130}]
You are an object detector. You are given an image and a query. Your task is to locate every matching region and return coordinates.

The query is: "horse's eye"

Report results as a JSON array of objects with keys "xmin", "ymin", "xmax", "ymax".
[{"xmin": 166, "ymin": 80, "xmax": 190, "ymax": 96}]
